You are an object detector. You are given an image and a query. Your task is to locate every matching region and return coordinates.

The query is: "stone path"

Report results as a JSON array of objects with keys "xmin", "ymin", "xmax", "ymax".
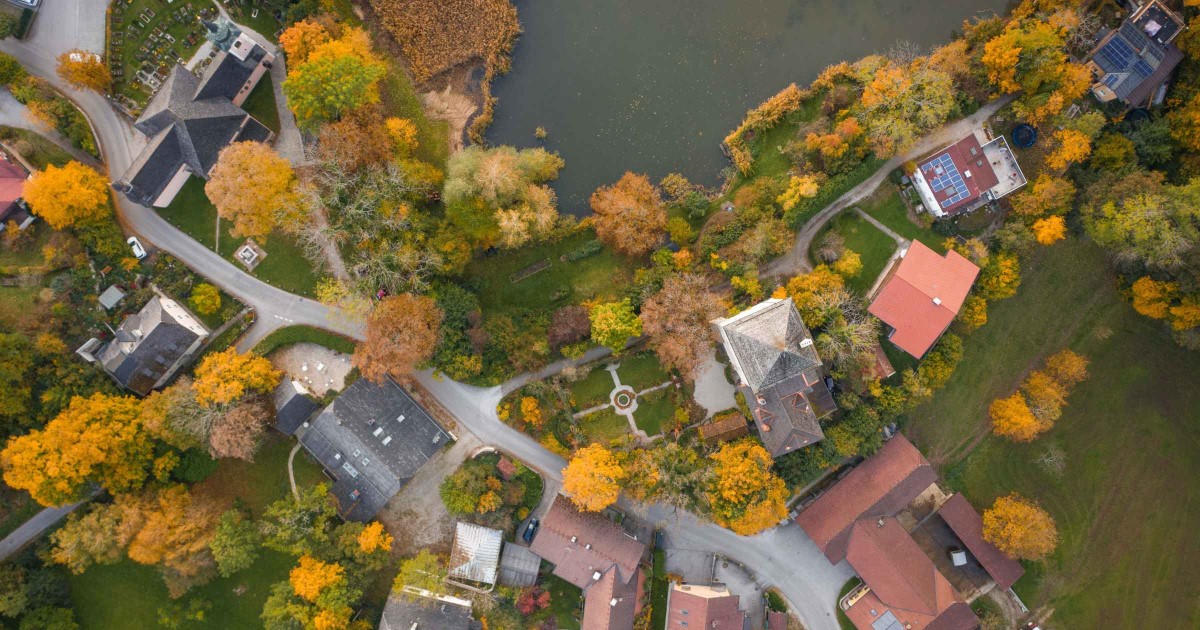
[
  {"xmin": 570, "ymin": 362, "xmax": 674, "ymax": 442},
  {"xmin": 852, "ymin": 207, "xmax": 909, "ymax": 300}
]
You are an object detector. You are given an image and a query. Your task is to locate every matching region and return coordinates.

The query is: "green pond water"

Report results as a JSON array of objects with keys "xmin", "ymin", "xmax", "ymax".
[{"xmin": 486, "ymin": 0, "xmax": 1011, "ymax": 214}]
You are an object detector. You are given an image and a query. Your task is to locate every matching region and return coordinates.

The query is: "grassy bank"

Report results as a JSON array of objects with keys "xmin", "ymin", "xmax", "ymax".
[
  {"xmin": 908, "ymin": 238, "xmax": 1200, "ymax": 629},
  {"xmin": 254, "ymin": 325, "xmax": 357, "ymax": 356}
]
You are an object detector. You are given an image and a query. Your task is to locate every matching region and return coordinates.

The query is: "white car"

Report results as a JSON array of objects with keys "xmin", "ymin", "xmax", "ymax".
[{"xmin": 127, "ymin": 236, "xmax": 147, "ymax": 260}]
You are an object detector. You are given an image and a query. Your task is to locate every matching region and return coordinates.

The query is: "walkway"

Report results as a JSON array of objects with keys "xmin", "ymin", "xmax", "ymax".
[
  {"xmin": 852, "ymin": 207, "xmax": 909, "ymax": 299},
  {"xmin": 763, "ymin": 94, "xmax": 1016, "ymax": 279}
]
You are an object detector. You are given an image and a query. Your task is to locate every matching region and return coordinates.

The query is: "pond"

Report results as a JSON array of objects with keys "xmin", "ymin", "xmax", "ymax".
[{"xmin": 486, "ymin": 0, "xmax": 1010, "ymax": 215}]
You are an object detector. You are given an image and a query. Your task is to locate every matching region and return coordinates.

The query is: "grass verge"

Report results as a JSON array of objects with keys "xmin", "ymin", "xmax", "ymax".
[
  {"xmin": 632, "ymin": 394, "xmax": 673, "ymax": 437},
  {"xmin": 254, "ymin": 325, "xmax": 357, "ymax": 356},
  {"xmin": 578, "ymin": 407, "xmax": 630, "ymax": 445},
  {"xmin": 814, "ymin": 211, "xmax": 896, "ymax": 296},
  {"xmin": 241, "ymin": 73, "xmax": 280, "ymax": 135},
  {"xmin": 0, "ymin": 126, "xmax": 75, "ymax": 169}
]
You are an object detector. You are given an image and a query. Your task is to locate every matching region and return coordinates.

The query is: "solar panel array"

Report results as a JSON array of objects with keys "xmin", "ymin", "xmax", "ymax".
[
  {"xmin": 923, "ymin": 153, "xmax": 970, "ymax": 209},
  {"xmin": 1097, "ymin": 34, "xmax": 1137, "ymax": 70}
]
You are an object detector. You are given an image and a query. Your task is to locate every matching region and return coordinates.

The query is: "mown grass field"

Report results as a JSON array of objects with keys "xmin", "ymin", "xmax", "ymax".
[
  {"xmin": 907, "ymin": 238, "xmax": 1200, "ymax": 629},
  {"xmin": 813, "ymin": 211, "xmax": 895, "ymax": 296},
  {"xmin": 617, "ymin": 353, "xmax": 670, "ymax": 391},
  {"xmin": 578, "ymin": 407, "xmax": 630, "ymax": 445},
  {"xmin": 157, "ymin": 178, "xmax": 325, "ymax": 296},
  {"xmin": 570, "ymin": 367, "xmax": 616, "ymax": 410},
  {"xmin": 632, "ymin": 393, "xmax": 673, "ymax": 436},
  {"xmin": 69, "ymin": 437, "xmax": 327, "ymax": 628},
  {"xmin": 241, "ymin": 74, "xmax": 280, "ymax": 135}
]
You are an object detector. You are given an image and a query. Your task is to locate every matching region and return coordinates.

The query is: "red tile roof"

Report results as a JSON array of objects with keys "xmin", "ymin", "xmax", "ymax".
[
  {"xmin": 581, "ymin": 566, "xmax": 641, "ymax": 630},
  {"xmin": 529, "ymin": 496, "xmax": 645, "ymax": 590},
  {"xmin": 795, "ymin": 434, "xmax": 937, "ymax": 563},
  {"xmin": 666, "ymin": 584, "xmax": 745, "ymax": 630},
  {"xmin": 496, "ymin": 456, "xmax": 517, "ymax": 481},
  {"xmin": 767, "ymin": 610, "xmax": 788, "ymax": 630},
  {"xmin": 868, "ymin": 241, "xmax": 980, "ymax": 358},
  {"xmin": 917, "ymin": 134, "xmax": 1001, "ymax": 215},
  {"xmin": 843, "ymin": 518, "xmax": 976, "ymax": 630},
  {"xmin": 937, "ymin": 493, "xmax": 1025, "ymax": 590},
  {"xmin": 0, "ymin": 159, "xmax": 27, "ymax": 215}
]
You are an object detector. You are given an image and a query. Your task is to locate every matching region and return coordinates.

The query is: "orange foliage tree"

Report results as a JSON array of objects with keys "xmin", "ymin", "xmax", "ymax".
[
  {"xmin": 1046, "ymin": 129, "xmax": 1092, "ymax": 170},
  {"xmin": 590, "ymin": 172, "xmax": 667, "ymax": 257},
  {"xmin": 785, "ymin": 265, "xmax": 846, "ymax": 328},
  {"xmin": 981, "ymin": 19, "xmax": 1090, "ymax": 123},
  {"xmin": 290, "ymin": 555, "xmax": 345, "ymax": 602},
  {"xmin": 22, "ymin": 161, "xmax": 110, "ymax": 229},
  {"xmin": 519, "ymin": 396, "xmax": 543, "ymax": 428},
  {"xmin": 706, "ymin": 440, "xmax": 788, "ymax": 536},
  {"xmin": 125, "ymin": 485, "xmax": 223, "ymax": 597},
  {"xmin": 205, "ymin": 141, "xmax": 300, "ymax": 239},
  {"xmin": 562, "ymin": 444, "xmax": 627, "ymax": 512},
  {"xmin": 192, "ymin": 348, "xmax": 281, "ymax": 408},
  {"xmin": 1044, "ymin": 349, "xmax": 1089, "ymax": 388},
  {"xmin": 56, "ymin": 49, "xmax": 111, "ymax": 93},
  {"xmin": 316, "ymin": 106, "xmax": 395, "ymax": 172},
  {"xmin": 279, "ymin": 18, "xmax": 332, "ymax": 65},
  {"xmin": 353, "ymin": 294, "xmax": 442, "ymax": 383},
  {"xmin": 1011, "ymin": 175, "xmax": 1076, "ymax": 217},
  {"xmin": 1130, "ymin": 277, "xmax": 1178, "ymax": 320},
  {"xmin": 357, "ymin": 522, "xmax": 394, "ymax": 554},
  {"xmin": 282, "ymin": 27, "xmax": 387, "ymax": 128},
  {"xmin": 982, "ymin": 494, "xmax": 1059, "ymax": 561},
  {"xmin": 640, "ymin": 274, "xmax": 726, "ymax": 379},
  {"xmin": 1167, "ymin": 91, "xmax": 1200, "ymax": 153},
  {"xmin": 989, "ymin": 392, "xmax": 1045, "ymax": 442},
  {"xmin": 1032, "ymin": 216, "xmax": 1067, "ymax": 245},
  {"xmin": 1, "ymin": 393, "xmax": 153, "ymax": 506}
]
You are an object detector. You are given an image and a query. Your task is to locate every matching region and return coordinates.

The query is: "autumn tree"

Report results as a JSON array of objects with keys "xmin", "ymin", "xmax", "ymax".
[
  {"xmin": 1090, "ymin": 132, "xmax": 1137, "ymax": 173},
  {"xmin": 982, "ymin": 494, "xmax": 1058, "ymax": 561},
  {"xmin": 22, "ymin": 161, "xmax": 110, "ymax": 229},
  {"xmin": 858, "ymin": 56, "xmax": 956, "ymax": 155},
  {"xmin": 977, "ymin": 253, "xmax": 1021, "ymax": 301},
  {"xmin": 259, "ymin": 484, "xmax": 339, "ymax": 556},
  {"xmin": 125, "ymin": 485, "xmax": 222, "ymax": 597},
  {"xmin": 55, "ymin": 49, "xmax": 111, "ymax": 93},
  {"xmin": 353, "ymin": 293, "xmax": 442, "ymax": 383},
  {"xmin": 140, "ymin": 378, "xmax": 217, "ymax": 450},
  {"xmin": 48, "ymin": 502, "xmax": 129, "ymax": 574},
  {"xmin": 205, "ymin": 142, "xmax": 300, "ymax": 240},
  {"xmin": 1046, "ymin": 128, "xmax": 1092, "ymax": 170},
  {"xmin": 590, "ymin": 172, "xmax": 668, "ymax": 257},
  {"xmin": 1130, "ymin": 277, "xmax": 1178, "ymax": 320},
  {"xmin": 1045, "ymin": 349, "xmax": 1089, "ymax": 388},
  {"xmin": 386, "ymin": 117, "xmax": 419, "ymax": 155},
  {"xmin": 208, "ymin": 396, "xmax": 270, "ymax": 460},
  {"xmin": 1010, "ymin": 175, "xmax": 1076, "ymax": 217},
  {"xmin": 290, "ymin": 555, "xmax": 344, "ymax": 602},
  {"xmin": 547, "ymin": 304, "xmax": 591, "ymax": 351},
  {"xmin": 562, "ymin": 444, "xmax": 627, "ymax": 512},
  {"xmin": 785, "ymin": 266, "xmax": 846, "ymax": 328},
  {"xmin": 316, "ymin": 105, "xmax": 395, "ymax": 172},
  {"xmin": 444, "ymin": 146, "xmax": 564, "ymax": 249},
  {"xmin": 393, "ymin": 550, "xmax": 445, "ymax": 599},
  {"xmin": 989, "ymin": 392, "xmax": 1045, "ymax": 442},
  {"xmin": 515, "ymin": 586, "xmax": 552, "ymax": 615},
  {"xmin": 189, "ymin": 284, "xmax": 221, "ymax": 316},
  {"xmin": 640, "ymin": 274, "xmax": 725, "ymax": 379},
  {"xmin": 981, "ymin": 20, "xmax": 1090, "ymax": 123},
  {"xmin": 519, "ymin": 396, "xmax": 543, "ymax": 428},
  {"xmin": 1167, "ymin": 91, "xmax": 1200, "ymax": 153},
  {"xmin": 1082, "ymin": 172, "xmax": 1200, "ymax": 271},
  {"xmin": 2, "ymin": 394, "xmax": 154, "ymax": 506},
  {"xmin": 588, "ymin": 299, "xmax": 642, "ymax": 354},
  {"xmin": 1032, "ymin": 216, "xmax": 1067, "ymax": 245},
  {"xmin": 776, "ymin": 173, "xmax": 824, "ymax": 212},
  {"xmin": 278, "ymin": 18, "xmax": 331, "ymax": 65},
  {"xmin": 283, "ymin": 27, "xmax": 387, "ymax": 127},
  {"xmin": 833, "ymin": 250, "xmax": 862, "ymax": 278},
  {"xmin": 0, "ymin": 333, "xmax": 34, "ymax": 425},
  {"xmin": 957, "ymin": 295, "xmax": 988, "ymax": 333},
  {"xmin": 210, "ymin": 509, "xmax": 261, "ymax": 577},
  {"xmin": 706, "ymin": 440, "xmax": 788, "ymax": 536},
  {"xmin": 192, "ymin": 348, "xmax": 281, "ymax": 408}
]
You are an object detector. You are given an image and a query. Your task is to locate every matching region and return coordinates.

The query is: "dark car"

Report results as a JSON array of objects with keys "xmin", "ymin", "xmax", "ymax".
[{"xmin": 522, "ymin": 518, "xmax": 540, "ymax": 543}]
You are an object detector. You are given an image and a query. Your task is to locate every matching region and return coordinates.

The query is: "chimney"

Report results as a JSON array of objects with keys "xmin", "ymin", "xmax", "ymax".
[
  {"xmin": 760, "ymin": 418, "xmax": 771, "ymax": 432},
  {"xmin": 756, "ymin": 395, "xmax": 767, "ymax": 406},
  {"xmin": 877, "ymin": 518, "xmax": 885, "ymax": 527},
  {"xmin": 570, "ymin": 536, "xmax": 577, "ymax": 543},
  {"xmin": 932, "ymin": 297, "xmax": 942, "ymax": 305},
  {"xmin": 592, "ymin": 571, "xmax": 602, "ymax": 581},
  {"xmin": 609, "ymin": 598, "xmax": 618, "ymax": 607}
]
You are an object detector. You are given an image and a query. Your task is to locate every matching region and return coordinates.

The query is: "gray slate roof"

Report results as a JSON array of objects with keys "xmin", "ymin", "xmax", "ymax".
[
  {"xmin": 299, "ymin": 377, "xmax": 450, "ymax": 521},
  {"xmin": 380, "ymin": 594, "xmax": 481, "ymax": 630},
  {"xmin": 716, "ymin": 298, "xmax": 821, "ymax": 392},
  {"xmin": 98, "ymin": 285, "xmax": 126, "ymax": 310},
  {"xmin": 498, "ymin": 543, "xmax": 540, "ymax": 587},
  {"xmin": 273, "ymin": 377, "xmax": 319, "ymax": 435},
  {"xmin": 97, "ymin": 296, "xmax": 205, "ymax": 396}
]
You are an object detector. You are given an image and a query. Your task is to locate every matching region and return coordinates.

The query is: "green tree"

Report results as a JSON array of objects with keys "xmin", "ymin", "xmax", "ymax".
[
  {"xmin": 284, "ymin": 54, "xmax": 386, "ymax": 128},
  {"xmin": 19, "ymin": 607, "xmax": 78, "ymax": 630},
  {"xmin": 392, "ymin": 550, "xmax": 445, "ymax": 598},
  {"xmin": 259, "ymin": 484, "xmax": 338, "ymax": 556},
  {"xmin": 0, "ymin": 333, "xmax": 34, "ymax": 426},
  {"xmin": 210, "ymin": 509, "xmax": 261, "ymax": 577},
  {"xmin": 0, "ymin": 564, "xmax": 26, "ymax": 618},
  {"xmin": 189, "ymin": 284, "xmax": 221, "ymax": 316},
  {"xmin": 589, "ymin": 299, "xmax": 642, "ymax": 354}
]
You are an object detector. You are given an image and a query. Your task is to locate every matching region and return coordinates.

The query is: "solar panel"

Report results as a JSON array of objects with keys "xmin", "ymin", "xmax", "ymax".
[
  {"xmin": 1102, "ymin": 73, "xmax": 1121, "ymax": 88},
  {"xmin": 1133, "ymin": 59, "xmax": 1154, "ymax": 77}
]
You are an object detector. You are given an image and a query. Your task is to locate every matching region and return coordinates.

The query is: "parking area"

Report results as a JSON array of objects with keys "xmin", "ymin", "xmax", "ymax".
[
  {"xmin": 662, "ymin": 534, "xmax": 767, "ymax": 629},
  {"xmin": 24, "ymin": 0, "xmax": 107, "ymax": 57}
]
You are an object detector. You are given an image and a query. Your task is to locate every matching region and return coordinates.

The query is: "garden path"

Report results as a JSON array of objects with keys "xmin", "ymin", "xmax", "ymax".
[
  {"xmin": 852, "ymin": 207, "xmax": 908, "ymax": 300},
  {"xmin": 604, "ymin": 363, "xmax": 650, "ymax": 440}
]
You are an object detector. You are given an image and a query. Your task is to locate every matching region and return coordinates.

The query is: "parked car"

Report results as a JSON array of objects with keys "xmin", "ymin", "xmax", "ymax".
[
  {"xmin": 10, "ymin": 0, "xmax": 38, "ymax": 7},
  {"xmin": 522, "ymin": 518, "xmax": 540, "ymax": 543},
  {"xmin": 127, "ymin": 236, "xmax": 147, "ymax": 260}
]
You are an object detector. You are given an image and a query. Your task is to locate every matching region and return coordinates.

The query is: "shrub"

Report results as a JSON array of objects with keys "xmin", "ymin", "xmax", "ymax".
[
  {"xmin": 564, "ymin": 239, "xmax": 604, "ymax": 261},
  {"xmin": 171, "ymin": 449, "xmax": 219, "ymax": 483}
]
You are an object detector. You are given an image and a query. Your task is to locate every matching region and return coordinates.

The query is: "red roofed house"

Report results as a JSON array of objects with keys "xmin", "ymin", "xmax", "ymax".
[
  {"xmin": 665, "ymin": 583, "xmax": 747, "ymax": 630},
  {"xmin": 796, "ymin": 434, "xmax": 1027, "ymax": 630},
  {"xmin": 529, "ymin": 496, "xmax": 646, "ymax": 630},
  {"xmin": 868, "ymin": 241, "xmax": 980, "ymax": 359},
  {"xmin": 910, "ymin": 129, "xmax": 1025, "ymax": 218},
  {"xmin": 0, "ymin": 157, "xmax": 33, "ymax": 233}
]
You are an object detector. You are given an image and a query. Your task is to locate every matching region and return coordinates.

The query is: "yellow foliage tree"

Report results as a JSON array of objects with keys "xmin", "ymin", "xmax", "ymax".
[
  {"xmin": 785, "ymin": 266, "xmax": 845, "ymax": 328},
  {"xmin": 1130, "ymin": 277, "xmax": 1178, "ymax": 320},
  {"xmin": 982, "ymin": 494, "xmax": 1058, "ymax": 561},
  {"xmin": 1011, "ymin": 175, "xmax": 1076, "ymax": 217},
  {"xmin": 706, "ymin": 440, "xmax": 788, "ymax": 536},
  {"xmin": 1170, "ymin": 296, "xmax": 1200, "ymax": 331},
  {"xmin": 205, "ymin": 142, "xmax": 300, "ymax": 239},
  {"xmin": 290, "ymin": 555, "xmax": 345, "ymax": 602},
  {"xmin": 1167, "ymin": 92, "xmax": 1200, "ymax": 153},
  {"xmin": 1, "ymin": 393, "xmax": 153, "ymax": 506},
  {"xmin": 957, "ymin": 295, "xmax": 988, "ymax": 333},
  {"xmin": 189, "ymin": 283, "xmax": 221, "ymax": 316},
  {"xmin": 279, "ymin": 19, "xmax": 331, "ymax": 65},
  {"xmin": 519, "ymin": 396, "xmax": 543, "ymax": 428},
  {"xmin": 1021, "ymin": 370, "xmax": 1067, "ymax": 422},
  {"xmin": 56, "ymin": 49, "xmax": 111, "ymax": 93},
  {"xmin": 832, "ymin": 250, "xmax": 862, "ymax": 278},
  {"xmin": 776, "ymin": 173, "xmax": 824, "ymax": 211},
  {"xmin": 385, "ymin": 117, "xmax": 419, "ymax": 155},
  {"xmin": 1044, "ymin": 349, "xmax": 1089, "ymax": 388},
  {"xmin": 192, "ymin": 348, "xmax": 282, "ymax": 408},
  {"xmin": 357, "ymin": 522, "xmax": 393, "ymax": 554},
  {"xmin": 562, "ymin": 444, "xmax": 627, "ymax": 512},
  {"xmin": 1031, "ymin": 216, "xmax": 1067, "ymax": 245},
  {"xmin": 125, "ymin": 485, "xmax": 222, "ymax": 597},
  {"xmin": 1046, "ymin": 129, "xmax": 1092, "ymax": 170},
  {"xmin": 477, "ymin": 491, "xmax": 502, "ymax": 513},
  {"xmin": 22, "ymin": 161, "xmax": 110, "ymax": 229},
  {"xmin": 989, "ymin": 392, "xmax": 1046, "ymax": 442}
]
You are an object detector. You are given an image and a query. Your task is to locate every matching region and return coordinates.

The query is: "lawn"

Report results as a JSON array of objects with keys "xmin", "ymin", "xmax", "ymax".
[
  {"xmin": 157, "ymin": 178, "xmax": 326, "ymax": 296},
  {"xmin": 814, "ymin": 211, "xmax": 896, "ymax": 295},
  {"xmin": 569, "ymin": 367, "xmax": 615, "ymax": 410},
  {"xmin": 466, "ymin": 230, "xmax": 629, "ymax": 317},
  {"xmin": 241, "ymin": 73, "xmax": 280, "ymax": 135},
  {"xmin": 835, "ymin": 578, "xmax": 860, "ymax": 630},
  {"xmin": 0, "ymin": 286, "xmax": 41, "ymax": 327},
  {"xmin": 0, "ymin": 488, "xmax": 40, "ymax": 539},
  {"xmin": 649, "ymin": 549, "xmax": 668, "ymax": 630},
  {"xmin": 0, "ymin": 126, "xmax": 75, "ymax": 169},
  {"xmin": 860, "ymin": 186, "xmax": 947, "ymax": 254},
  {"xmin": 69, "ymin": 437, "xmax": 327, "ymax": 628},
  {"xmin": 907, "ymin": 238, "xmax": 1200, "ymax": 629},
  {"xmin": 108, "ymin": 0, "xmax": 211, "ymax": 107},
  {"xmin": 542, "ymin": 570, "xmax": 582, "ymax": 630},
  {"xmin": 577, "ymin": 408, "xmax": 630, "ymax": 445},
  {"xmin": 616, "ymin": 353, "xmax": 670, "ymax": 391},
  {"xmin": 632, "ymin": 393, "xmax": 673, "ymax": 437},
  {"xmin": 0, "ymin": 226, "xmax": 50, "ymax": 268}
]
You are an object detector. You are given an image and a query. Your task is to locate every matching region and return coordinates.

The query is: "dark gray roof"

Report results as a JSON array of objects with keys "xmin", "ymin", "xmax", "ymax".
[
  {"xmin": 273, "ymin": 377, "xmax": 319, "ymax": 435},
  {"xmin": 1091, "ymin": 20, "xmax": 1184, "ymax": 106},
  {"xmin": 380, "ymin": 594, "xmax": 481, "ymax": 630},
  {"xmin": 299, "ymin": 377, "xmax": 450, "ymax": 521},
  {"xmin": 716, "ymin": 298, "xmax": 821, "ymax": 393},
  {"xmin": 117, "ymin": 45, "xmax": 272, "ymax": 207},
  {"xmin": 498, "ymin": 543, "xmax": 540, "ymax": 587},
  {"xmin": 97, "ymin": 296, "xmax": 205, "ymax": 396},
  {"xmin": 740, "ymin": 372, "xmax": 832, "ymax": 458}
]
